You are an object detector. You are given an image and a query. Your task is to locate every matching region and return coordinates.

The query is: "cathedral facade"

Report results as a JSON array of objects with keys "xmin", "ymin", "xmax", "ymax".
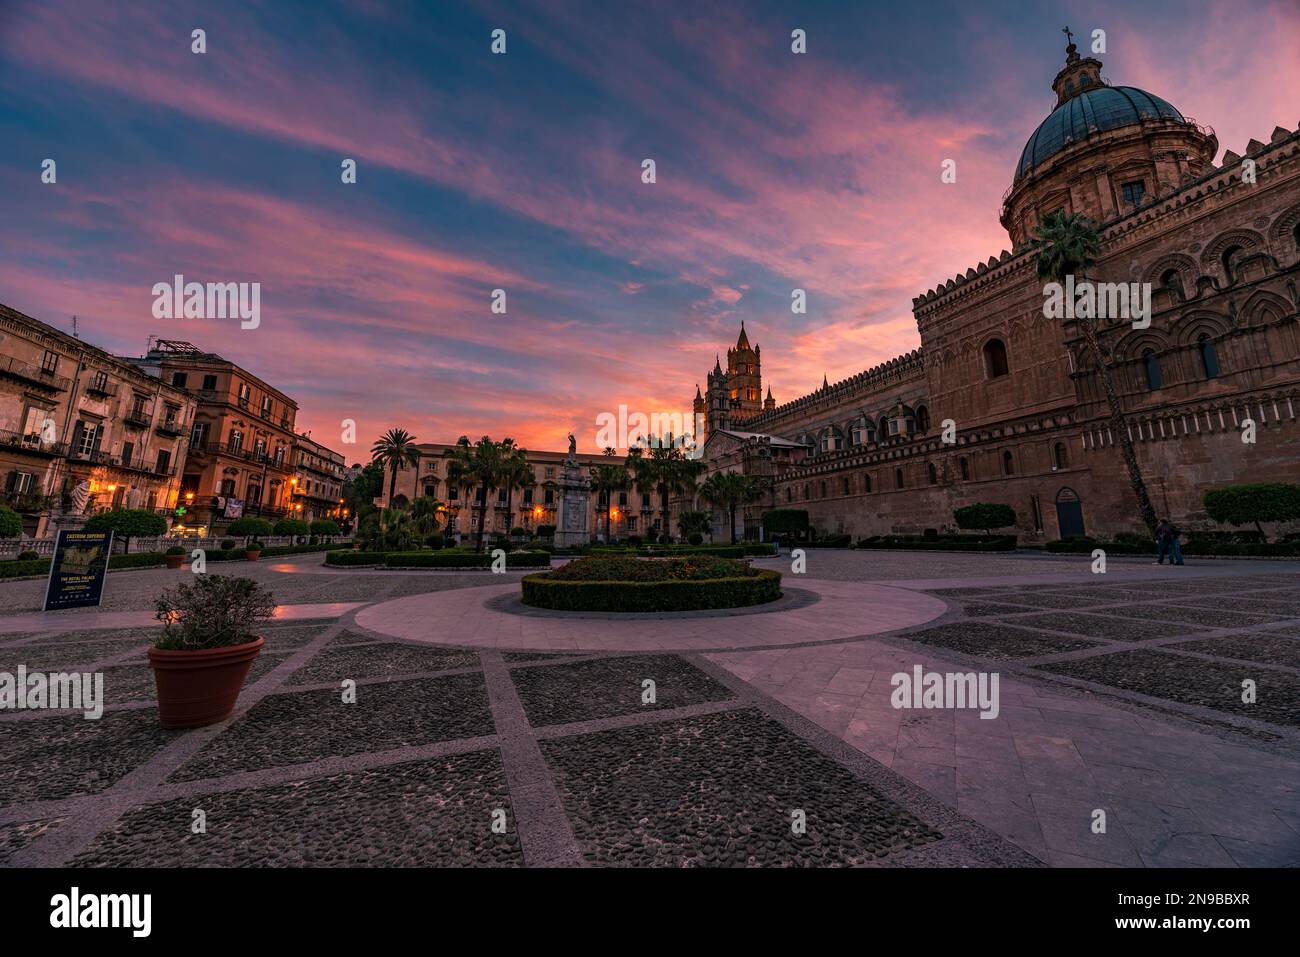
[{"xmin": 691, "ymin": 41, "xmax": 1300, "ymax": 542}]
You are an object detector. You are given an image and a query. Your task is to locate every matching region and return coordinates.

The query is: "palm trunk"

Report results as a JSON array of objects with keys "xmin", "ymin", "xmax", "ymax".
[
  {"xmin": 606, "ymin": 499, "xmax": 613, "ymax": 543},
  {"xmin": 660, "ymin": 485, "xmax": 670, "ymax": 542},
  {"xmin": 387, "ymin": 464, "xmax": 398, "ymax": 511},
  {"xmin": 505, "ymin": 486, "xmax": 513, "ymax": 537},
  {"xmin": 1079, "ymin": 311, "xmax": 1158, "ymax": 534},
  {"xmin": 729, "ymin": 505, "xmax": 737, "ymax": 544},
  {"xmin": 475, "ymin": 483, "xmax": 487, "ymax": 550}
]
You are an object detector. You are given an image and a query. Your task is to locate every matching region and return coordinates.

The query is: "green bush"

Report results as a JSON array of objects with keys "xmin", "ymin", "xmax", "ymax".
[
  {"xmin": 227, "ymin": 517, "xmax": 274, "ymax": 541},
  {"xmin": 383, "ymin": 550, "xmax": 550, "ymax": 569},
  {"xmin": 165, "ymin": 545, "xmax": 187, "ymax": 556},
  {"xmin": 1203, "ymin": 483, "xmax": 1300, "ymax": 540},
  {"xmin": 522, "ymin": 557, "xmax": 782, "ymax": 612},
  {"xmin": 627, "ymin": 535, "xmax": 642, "ymax": 548},
  {"xmin": 687, "ymin": 533, "xmax": 704, "ymax": 545},
  {"xmin": 809, "ymin": 534, "xmax": 853, "ymax": 548},
  {"xmin": 153, "ymin": 575, "xmax": 276, "ymax": 651},
  {"xmin": 0, "ymin": 557, "xmax": 49, "ymax": 578},
  {"xmin": 0, "ymin": 504, "xmax": 22, "ymax": 538},
  {"xmin": 17, "ymin": 549, "xmax": 41, "ymax": 561},
  {"xmin": 859, "ymin": 535, "xmax": 1017, "ymax": 552},
  {"xmin": 273, "ymin": 518, "xmax": 311, "ymax": 537},
  {"xmin": 509, "ymin": 526, "xmax": 526, "ymax": 537},
  {"xmin": 220, "ymin": 538, "xmax": 237, "ymax": 550},
  {"xmin": 310, "ymin": 520, "xmax": 341, "ymax": 538},
  {"xmin": 83, "ymin": 508, "xmax": 168, "ymax": 552},
  {"xmin": 953, "ymin": 503, "xmax": 1017, "ymax": 535},
  {"xmin": 325, "ymin": 549, "xmax": 387, "ymax": 566},
  {"xmin": 536, "ymin": 524, "xmax": 556, "ymax": 539},
  {"xmin": 426, "ymin": 534, "xmax": 445, "ymax": 549}
]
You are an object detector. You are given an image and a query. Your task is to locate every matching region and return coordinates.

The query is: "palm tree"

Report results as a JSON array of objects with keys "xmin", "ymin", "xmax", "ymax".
[
  {"xmin": 626, "ymin": 435, "xmax": 705, "ymax": 543},
  {"xmin": 698, "ymin": 472, "xmax": 765, "ymax": 543},
  {"xmin": 369, "ymin": 428, "xmax": 420, "ymax": 512},
  {"xmin": 497, "ymin": 439, "xmax": 532, "ymax": 537},
  {"xmin": 444, "ymin": 435, "xmax": 504, "ymax": 550},
  {"xmin": 590, "ymin": 450, "xmax": 631, "ymax": 543},
  {"xmin": 1035, "ymin": 211, "xmax": 1157, "ymax": 534},
  {"xmin": 408, "ymin": 494, "xmax": 446, "ymax": 540}
]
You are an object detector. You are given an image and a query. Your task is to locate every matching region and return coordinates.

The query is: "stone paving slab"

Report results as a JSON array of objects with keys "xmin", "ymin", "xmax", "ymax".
[
  {"xmin": 901, "ymin": 621, "xmax": 1101, "ymax": 660},
  {"xmin": 71, "ymin": 752, "xmax": 522, "ymax": 868},
  {"xmin": 169, "ymin": 673, "xmax": 496, "ymax": 782}
]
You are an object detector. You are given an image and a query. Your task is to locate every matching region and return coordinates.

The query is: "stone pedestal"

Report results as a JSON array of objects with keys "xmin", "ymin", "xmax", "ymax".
[{"xmin": 554, "ymin": 456, "xmax": 591, "ymax": 548}]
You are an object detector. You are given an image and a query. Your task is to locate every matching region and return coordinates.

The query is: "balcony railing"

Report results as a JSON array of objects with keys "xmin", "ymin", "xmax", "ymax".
[
  {"xmin": 188, "ymin": 441, "xmax": 286, "ymax": 467},
  {"xmin": 123, "ymin": 408, "xmax": 153, "ymax": 428},
  {"xmin": 155, "ymin": 419, "xmax": 184, "ymax": 437},
  {"xmin": 0, "ymin": 355, "xmax": 71, "ymax": 392},
  {"xmin": 0, "ymin": 428, "xmax": 62, "ymax": 457},
  {"xmin": 83, "ymin": 378, "xmax": 120, "ymax": 399},
  {"xmin": 63, "ymin": 445, "xmax": 176, "ymax": 476}
]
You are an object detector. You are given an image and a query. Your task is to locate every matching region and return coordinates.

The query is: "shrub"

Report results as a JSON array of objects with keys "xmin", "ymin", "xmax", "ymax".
[
  {"xmin": 628, "ymin": 535, "xmax": 642, "ymax": 548},
  {"xmin": 1203, "ymin": 483, "xmax": 1300, "ymax": 541},
  {"xmin": 165, "ymin": 545, "xmax": 187, "ymax": 556},
  {"xmin": 227, "ymin": 517, "xmax": 274, "ymax": 542},
  {"xmin": 953, "ymin": 503, "xmax": 1017, "ymax": 535},
  {"xmin": 325, "ymin": 549, "xmax": 386, "ymax": 566},
  {"xmin": 509, "ymin": 526, "xmax": 526, "ymax": 537},
  {"xmin": 1, "ymin": 557, "xmax": 50, "ymax": 578},
  {"xmin": 82, "ymin": 508, "xmax": 167, "ymax": 553},
  {"xmin": 382, "ymin": 550, "xmax": 550, "ymax": 569},
  {"xmin": 426, "ymin": 534, "xmax": 445, "ymax": 549},
  {"xmin": 153, "ymin": 575, "xmax": 276, "ymax": 651},
  {"xmin": 536, "ymin": 524, "xmax": 556, "ymax": 539},
  {"xmin": 221, "ymin": 538, "xmax": 237, "ymax": 550},
  {"xmin": 858, "ymin": 535, "xmax": 1017, "ymax": 552},
  {"xmin": 310, "ymin": 520, "xmax": 341, "ymax": 538},
  {"xmin": 522, "ymin": 556, "xmax": 782, "ymax": 612},
  {"xmin": 17, "ymin": 549, "xmax": 41, "ymax": 560},
  {"xmin": 762, "ymin": 508, "xmax": 809, "ymax": 538},
  {"xmin": 688, "ymin": 533, "xmax": 704, "ymax": 545},
  {"xmin": 0, "ymin": 504, "xmax": 22, "ymax": 538},
  {"xmin": 273, "ymin": 518, "xmax": 311, "ymax": 538}
]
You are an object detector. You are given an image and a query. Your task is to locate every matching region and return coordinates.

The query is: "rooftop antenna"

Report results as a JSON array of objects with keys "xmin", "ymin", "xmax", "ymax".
[{"xmin": 71, "ymin": 314, "xmax": 78, "ymax": 339}]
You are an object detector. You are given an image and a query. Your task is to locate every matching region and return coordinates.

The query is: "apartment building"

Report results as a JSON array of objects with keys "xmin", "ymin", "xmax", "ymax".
[{"xmin": 291, "ymin": 432, "xmax": 346, "ymax": 523}]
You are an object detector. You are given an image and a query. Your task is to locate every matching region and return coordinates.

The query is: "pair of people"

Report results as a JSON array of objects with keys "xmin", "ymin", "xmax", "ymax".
[{"xmin": 1154, "ymin": 519, "xmax": 1185, "ymax": 566}]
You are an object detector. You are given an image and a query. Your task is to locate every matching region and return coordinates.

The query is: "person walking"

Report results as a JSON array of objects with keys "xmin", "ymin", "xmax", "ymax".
[
  {"xmin": 1167, "ymin": 521, "xmax": 1185, "ymax": 566},
  {"xmin": 1153, "ymin": 519, "xmax": 1172, "ymax": 565}
]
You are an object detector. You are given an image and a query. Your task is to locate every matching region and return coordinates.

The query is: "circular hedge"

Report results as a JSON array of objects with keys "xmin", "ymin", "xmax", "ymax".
[{"xmin": 521, "ymin": 555, "xmax": 782, "ymax": 612}]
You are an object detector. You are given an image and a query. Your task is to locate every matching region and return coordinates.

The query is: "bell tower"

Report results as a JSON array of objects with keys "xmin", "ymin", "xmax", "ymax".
[{"xmin": 726, "ymin": 322, "xmax": 763, "ymax": 422}]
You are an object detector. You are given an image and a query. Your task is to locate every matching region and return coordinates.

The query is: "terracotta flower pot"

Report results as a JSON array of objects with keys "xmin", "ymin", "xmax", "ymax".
[
  {"xmin": 149, "ymin": 637, "xmax": 264, "ymax": 728},
  {"xmin": 165, "ymin": 554, "xmax": 185, "ymax": 569},
  {"xmin": 245, "ymin": 550, "xmax": 262, "ymax": 561}
]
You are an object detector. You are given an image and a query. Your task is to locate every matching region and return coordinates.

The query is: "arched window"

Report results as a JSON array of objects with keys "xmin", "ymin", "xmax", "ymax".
[
  {"xmin": 820, "ymin": 481, "xmax": 827, "ymax": 498},
  {"xmin": 983, "ymin": 339, "xmax": 1009, "ymax": 378},
  {"xmin": 786, "ymin": 488, "xmax": 792, "ymax": 503},
  {"xmin": 927, "ymin": 462, "xmax": 938, "ymax": 484},
  {"xmin": 1002, "ymin": 450, "xmax": 1015, "ymax": 475},
  {"xmin": 959, "ymin": 457, "xmax": 970, "ymax": 481},
  {"xmin": 1142, "ymin": 349, "xmax": 1162, "ymax": 391},
  {"xmin": 878, "ymin": 415, "xmax": 890, "ymax": 440},
  {"xmin": 841, "ymin": 477, "xmax": 850, "ymax": 495},
  {"xmin": 895, "ymin": 467, "xmax": 905, "ymax": 489},
  {"xmin": 1220, "ymin": 245, "xmax": 1242, "ymax": 283},
  {"xmin": 1053, "ymin": 442, "xmax": 1068, "ymax": 470},
  {"xmin": 863, "ymin": 473, "xmax": 872, "ymax": 493},
  {"xmin": 1160, "ymin": 268, "xmax": 1184, "ymax": 302},
  {"xmin": 802, "ymin": 484, "xmax": 809, "ymax": 500},
  {"xmin": 1198, "ymin": 333, "xmax": 1220, "ymax": 378},
  {"xmin": 915, "ymin": 406, "xmax": 930, "ymax": 433},
  {"xmin": 1293, "ymin": 222, "xmax": 1300, "ymax": 251}
]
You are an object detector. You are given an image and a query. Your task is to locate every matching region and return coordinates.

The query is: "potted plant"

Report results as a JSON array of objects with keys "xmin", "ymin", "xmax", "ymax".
[
  {"xmin": 164, "ymin": 545, "xmax": 187, "ymax": 569},
  {"xmin": 150, "ymin": 575, "xmax": 275, "ymax": 728},
  {"xmin": 245, "ymin": 539, "xmax": 264, "ymax": 561}
]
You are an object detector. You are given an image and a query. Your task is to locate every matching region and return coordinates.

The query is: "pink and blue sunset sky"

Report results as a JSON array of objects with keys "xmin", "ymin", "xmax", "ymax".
[{"xmin": 2, "ymin": 0, "xmax": 1297, "ymax": 458}]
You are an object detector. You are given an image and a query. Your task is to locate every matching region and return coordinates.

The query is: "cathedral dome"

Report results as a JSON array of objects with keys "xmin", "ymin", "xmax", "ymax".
[{"xmin": 1015, "ymin": 85, "xmax": 1185, "ymax": 182}]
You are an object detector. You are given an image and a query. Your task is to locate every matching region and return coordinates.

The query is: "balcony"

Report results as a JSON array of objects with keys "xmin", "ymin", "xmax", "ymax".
[
  {"xmin": 0, "ymin": 355, "xmax": 71, "ymax": 392},
  {"xmin": 124, "ymin": 407, "xmax": 153, "ymax": 429},
  {"xmin": 83, "ymin": 378, "xmax": 120, "ymax": 399},
  {"xmin": 0, "ymin": 428, "xmax": 62, "ymax": 458},
  {"xmin": 155, "ymin": 418, "xmax": 184, "ymax": 437},
  {"xmin": 63, "ymin": 444, "xmax": 176, "ymax": 477},
  {"xmin": 188, "ymin": 441, "xmax": 281, "ymax": 467}
]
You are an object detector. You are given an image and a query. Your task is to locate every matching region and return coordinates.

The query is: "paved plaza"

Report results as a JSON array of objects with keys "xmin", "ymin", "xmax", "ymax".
[{"xmin": 1, "ymin": 550, "xmax": 1297, "ymax": 867}]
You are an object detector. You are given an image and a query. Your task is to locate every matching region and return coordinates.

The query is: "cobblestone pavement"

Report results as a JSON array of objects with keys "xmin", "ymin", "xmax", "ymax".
[{"xmin": 1, "ymin": 552, "xmax": 1296, "ymax": 867}]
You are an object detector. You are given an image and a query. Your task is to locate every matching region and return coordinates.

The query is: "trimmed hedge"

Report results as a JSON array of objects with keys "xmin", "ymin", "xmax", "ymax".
[
  {"xmin": 1044, "ymin": 537, "xmax": 1300, "ymax": 557},
  {"xmin": 384, "ymin": 550, "xmax": 551, "ymax": 569},
  {"xmin": 857, "ymin": 535, "xmax": 1017, "ymax": 552},
  {"xmin": 325, "ymin": 550, "xmax": 387, "ymax": 566},
  {"xmin": 521, "ymin": 567, "xmax": 783, "ymax": 612},
  {"xmin": 589, "ymin": 543, "xmax": 775, "ymax": 559}
]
